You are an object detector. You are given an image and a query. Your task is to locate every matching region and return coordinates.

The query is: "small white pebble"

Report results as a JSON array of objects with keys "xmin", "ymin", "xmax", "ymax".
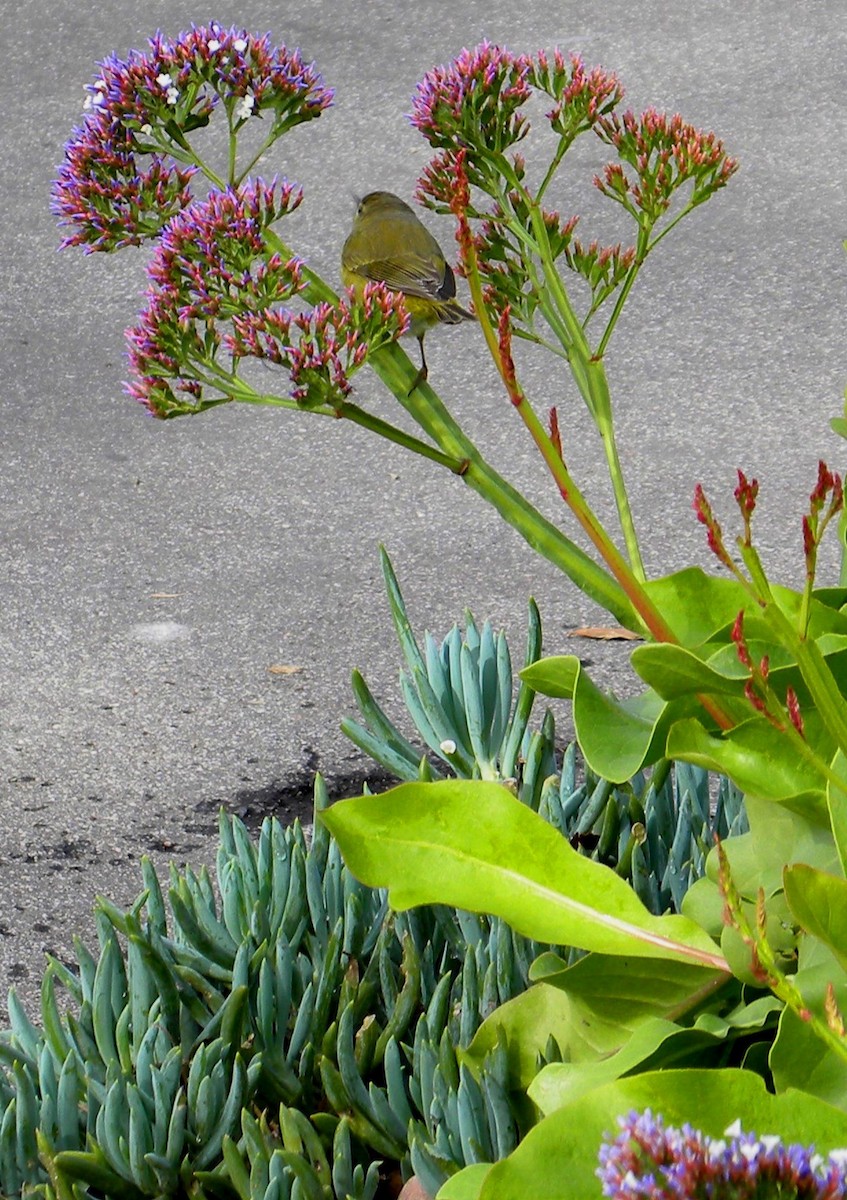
[{"xmin": 130, "ymin": 622, "xmax": 191, "ymax": 644}]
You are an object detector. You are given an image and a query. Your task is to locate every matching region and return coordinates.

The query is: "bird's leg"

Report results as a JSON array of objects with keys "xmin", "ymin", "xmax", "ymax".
[{"xmin": 407, "ymin": 334, "xmax": 429, "ymax": 395}]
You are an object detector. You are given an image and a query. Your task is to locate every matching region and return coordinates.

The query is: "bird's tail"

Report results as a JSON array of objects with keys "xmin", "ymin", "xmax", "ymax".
[{"xmin": 436, "ymin": 298, "xmax": 476, "ymax": 325}]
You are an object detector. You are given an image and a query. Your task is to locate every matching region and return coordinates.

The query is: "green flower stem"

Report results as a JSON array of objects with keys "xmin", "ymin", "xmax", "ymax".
[
  {"xmin": 595, "ymin": 225, "xmax": 651, "ymax": 360},
  {"xmin": 369, "ymin": 341, "xmax": 638, "ymax": 626},
  {"xmin": 737, "ymin": 537, "xmax": 847, "ymax": 757},
  {"xmin": 583, "ymin": 359, "xmax": 646, "ymax": 582},
  {"xmin": 767, "ymin": 603, "xmax": 847, "ymax": 759},
  {"xmin": 535, "ymin": 133, "xmax": 573, "ymax": 204},
  {"xmin": 166, "ymin": 127, "xmax": 227, "ymax": 190},
  {"xmin": 460, "ymin": 216, "xmax": 665, "ymax": 640},
  {"xmin": 525, "ymin": 204, "xmax": 645, "ymax": 579},
  {"xmin": 234, "ymin": 128, "xmax": 282, "ymax": 188},
  {"xmin": 232, "ymin": 386, "xmax": 470, "ymax": 473},
  {"xmin": 263, "ymin": 228, "xmax": 637, "ymax": 625}
]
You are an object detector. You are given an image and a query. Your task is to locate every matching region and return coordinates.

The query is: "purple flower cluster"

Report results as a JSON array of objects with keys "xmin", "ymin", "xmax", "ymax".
[
  {"xmin": 53, "ymin": 22, "xmax": 333, "ymax": 251},
  {"xmin": 52, "ymin": 124, "xmax": 196, "ymax": 252},
  {"xmin": 595, "ymin": 108, "xmax": 739, "ymax": 221},
  {"xmin": 125, "ymin": 178, "xmax": 305, "ymax": 417},
  {"xmin": 598, "ymin": 1110, "xmax": 847, "ymax": 1198}
]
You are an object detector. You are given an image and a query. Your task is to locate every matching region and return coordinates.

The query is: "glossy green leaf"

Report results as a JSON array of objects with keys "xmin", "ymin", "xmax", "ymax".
[
  {"xmin": 466, "ymin": 951, "xmax": 727, "ymax": 1089},
  {"xmin": 437, "ymin": 1163, "xmax": 492, "ymax": 1199},
  {"xmin": 523, "ymin": 655, "xmax": 693, "ymax": 782},
  {"xmin": 476, "ymin": 1069, "xmax": 847, "ymax": 1200},
  {"xmin": 643, "ymin": 569, "xmax": 758, "ymax": 646},
  {"xmin": 646, "ymin": 569, "xmax": 847, "ymax": 647},
  {"xmin": 631, "ymin": 643, "xmax": 744, "ymax": 699},
  {"xmin": 529, "ymin": 994, "xmax": 780, "ymax": 1115},
  {"xmin": 322, "ymin": 781, "xmax": 728, "ymax": 969},
  {"xmin": 784, "ymin": 863, "xmax": 847, "ymax": 973},
  {"xmin": 701, "ymin": 795, "xmax": 839, "ymax": 899},
  {"xmin": 571, "ymin": 662, "xmax": 676, "ymax": 781},
  {"xmin": 770, "ymin": 943, "xmax": 847, "ymax": 1110},
  {"xmin": 519, "ymin": 655, "xmax": 579, "ymax": 699},
  {"xmin": 666, "ymin": 716, "xmax": 829, "ymax": 819}
]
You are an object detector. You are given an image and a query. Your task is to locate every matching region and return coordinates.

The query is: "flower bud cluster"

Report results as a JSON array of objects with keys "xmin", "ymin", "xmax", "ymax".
[
  {"xmin": 803, "ymin": 461, "xmax": 843, "ymax": 574},
  {"xmin": 530, "ymin": 50, "xmax": 623, "ymax": 144},
  {"xmin": 125, "ymin": 178, "xmax": 410, "ymax": 417},
  {"xmin": 53, "ymin": 125, "xmax": 196, "ymax": 252},
  {"xmin": 53, "ymin": 22, "xmax": 333, "ymax": 251},
  {"xmin": 125, "ymin": 179, "xmax": 306, "ymax": 416},
  {"xmin": 413, "ymin": 44, "xmax": 734, "ymax": 341},
  {"xmin": 595, "ymin": 108, "xmax": 738, "ymax": 223},
  {"xmin": 228, "ymin": 283, "xmax": 411, "ymax": 407},
  {"xmin": 409, "ymin": 41, "xmax": 533, "ymax": 157},
  {"xmin": 598, "ymin": 1108, "xmax": 847, "ymax": 1198}
]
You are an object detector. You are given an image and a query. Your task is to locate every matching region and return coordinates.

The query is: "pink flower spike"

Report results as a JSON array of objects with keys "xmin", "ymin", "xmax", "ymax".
[
  {"xmin": 786, "ymin": 686, "xmax": 805, "ymax": 738},
  {"xmin": 497, "ymin": 306, "xmax": 519, "ymax": 403},
  {"xmin": 693, "ymin": 483, "xmax": 734, "ymax": 571},
  {"xmin": 731, "ymin": 611, "xmax": 753, "ymax": 669}
]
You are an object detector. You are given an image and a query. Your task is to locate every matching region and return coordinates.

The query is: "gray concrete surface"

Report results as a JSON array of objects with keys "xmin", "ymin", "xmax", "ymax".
[{"xmin": 2, "ymin": 0, "xmax": 845, "ymax": 1012}]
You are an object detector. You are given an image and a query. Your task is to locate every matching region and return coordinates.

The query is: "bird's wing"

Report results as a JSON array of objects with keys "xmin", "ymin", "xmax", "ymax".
[{"xmin": 344, "ymin": 253, "xmax": 452, "ymax": 302}]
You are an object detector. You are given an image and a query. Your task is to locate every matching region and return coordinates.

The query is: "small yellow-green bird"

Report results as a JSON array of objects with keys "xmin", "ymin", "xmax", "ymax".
[{"xmin": 341, "ymin": 191, "xmax": 475, "ymax": 391}]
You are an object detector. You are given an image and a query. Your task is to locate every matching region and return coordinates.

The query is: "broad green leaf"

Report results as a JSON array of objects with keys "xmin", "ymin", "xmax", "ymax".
[
  {"xmin": 437, "ymin": 1164, "xmax": 491, "ymax": 1200},
  {"xmin": 571, "ymin": 661, "xmax": 677, "ymax": 781},
  {"xmin": 680, "ymin": 875, "xmax": 725, "ymax": 937},
  {"xmin": 477, "ymin": 1069, "xmax": 847, "ymax": 1200},
  {"xmin": 701, "ymin": 795, "xmax": 839, "ymax": 898},
  {"xmin": 831, "ymin": 416, "xmax": 847, "ymax": 439},
  {"xmin": 666, "ymin": 716, "xmax": 829, "ymax": 819},
  {"xmin": 466, "ymin": 955, "xmax": 728, "ymax": 1088},
  {"xmin": 529, "ymin": 995, "xmax": 780, "ymax": 1115},
  {"xmin": 519, "ymin": 654, "xmax": 579, "ymax": 698},
  {"xmin": 814, "ymin": 587, "xmax": 847, "ymax": 611},
  {"xmin": 636, "ymin": 639, "xmax": 847, "ymax": 716},
  {"xmin": 784, "ymin": 863, "xmax": 847, "ymax": 973},
  {"xmin": 631, "ymin": 642, "xmax": 745, "ymax": 699},
  {"xmin": 523, "ymin": 655, "xmax": 695, "ymax": 781},
  {"xmin": 770, "ymin": 945, "xmax": 847, "ymax": 1110},
  {"xmin": 322, "ymin": 781, "xmax": 728, "ymax": 968},
  {"xmin": 644, "ymin": 569, "xmax": 760, "ymax": 646},
  {"xmin": 646, "ymin": 568, "xmax": 847, "ymax": 647}
]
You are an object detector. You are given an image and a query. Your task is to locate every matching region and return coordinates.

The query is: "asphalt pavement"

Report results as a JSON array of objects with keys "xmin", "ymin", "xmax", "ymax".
[{"xmin": 2, "ymin": 0, "xmax": 846, "ymax": 1011}]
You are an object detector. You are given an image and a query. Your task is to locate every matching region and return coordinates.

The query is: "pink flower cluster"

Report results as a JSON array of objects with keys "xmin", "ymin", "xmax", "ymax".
[
  {"xmin": 124, "ymin": 174, "xmax": 410, "ymax": 418},
  {"xmin": 125, "ymin": 179, "xmax": 305, "ymax": 417},
  {"xmin": 595, "ymin": 108, "xmax": 739, "ymax": 221},
  {"xmin": 409, "ymin": 41, "xmax": 533, "ymax": 154},
  {"xmin": 228, "ymin": 283, "xmax": 411, "ymax": 405},
  {"xmin": 531, "ymin": 50, "xmax": 623, "ymax": 143}
]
